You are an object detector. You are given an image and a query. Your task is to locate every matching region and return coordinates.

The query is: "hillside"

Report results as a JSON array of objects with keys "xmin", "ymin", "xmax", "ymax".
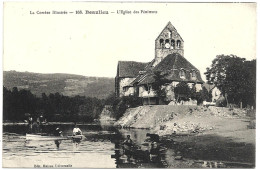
[{"xmin": 3, "ymin": 71, "xmax": 115, "ymax": 99}]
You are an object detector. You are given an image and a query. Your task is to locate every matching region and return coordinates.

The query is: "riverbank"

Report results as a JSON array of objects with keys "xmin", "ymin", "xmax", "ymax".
[
  {"xmin": 114, "ymin": 105, "xmax": 255, "ymax": 167},
  {"xmin": 114, "ymin": 105, "xmax": 255, "ymax": 138}
]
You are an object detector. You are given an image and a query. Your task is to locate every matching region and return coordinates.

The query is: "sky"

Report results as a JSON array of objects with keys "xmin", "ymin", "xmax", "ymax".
[{"xmin": 3, "ymin": 2, "xmax": 257, "ymax": 80}]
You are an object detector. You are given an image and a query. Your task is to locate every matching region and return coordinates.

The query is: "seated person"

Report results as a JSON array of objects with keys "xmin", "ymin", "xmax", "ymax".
[
  {"xmin": 73, "ymin": 124, "xmax": 82, "ymax": 136},
  {"xmin": 123, "ymin": 135, "xmax": 133, "ymax": 146}
]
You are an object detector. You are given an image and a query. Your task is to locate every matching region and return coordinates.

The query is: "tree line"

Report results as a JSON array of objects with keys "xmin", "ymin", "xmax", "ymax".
[
  {"xmin": 205, "ymin": 55, "xmax": 256, "ymax": 108},
  {"xmin": 3, "ymin": 86, "xmax": 104, "ymax": 122}
]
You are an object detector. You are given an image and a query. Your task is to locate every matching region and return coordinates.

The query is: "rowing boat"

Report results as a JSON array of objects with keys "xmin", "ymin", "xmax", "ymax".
[
  {"xmin": 25, "ymin": 134, "xmax": 67, "ymax": 141},
  {"xmin": 67, "ymin": 135, "xmax": 84, "ymax": 140},
  {"xmin": 26, "ymin": 133, "xmax": 85, "ymax": 141}
]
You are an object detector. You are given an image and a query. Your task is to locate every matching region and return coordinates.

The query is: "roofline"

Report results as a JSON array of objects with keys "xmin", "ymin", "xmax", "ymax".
[
  {"xmin": 117, "ymin": 60, "xmax": 149, "ymax": 78},
  {"xmin": 122, "ymin": 84, "xmax": 134, "ymax": 88},
  {"xmin": 117, "ymin": 60, "xmax": 148, "ymax": 64},
  {"xmin": 175, "ymin": 54, "xmax": 200, "ymax": 72},
  {"xmin": 117, "ymin": 76, "xmax": 137, "ymax": 79},
  {"xmin": 155, "ymin": 21, "xmax": 184, "ymax": 42},
  {"xmin": 137, "ymin": 79, "xmax": 204, "ymax": 86}
]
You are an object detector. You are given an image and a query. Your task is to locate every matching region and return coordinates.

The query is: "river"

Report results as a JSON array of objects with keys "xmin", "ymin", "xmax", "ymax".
[
  {"xmin": 3, "ymin": 123, "xmax": 166, "ymax": 168},
  {"xmin": 2, "ymin": 122, "xmax": 254, "ymax": 168}
]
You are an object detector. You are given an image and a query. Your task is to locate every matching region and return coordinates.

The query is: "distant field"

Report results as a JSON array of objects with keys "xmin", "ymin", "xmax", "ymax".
[{"xmin": 3, "ymin": 71, "xmax": 115, "ymax": 99}]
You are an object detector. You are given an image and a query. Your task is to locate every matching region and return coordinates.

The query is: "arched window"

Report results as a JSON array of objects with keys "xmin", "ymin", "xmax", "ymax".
[
  {"xmin": 191, "ymin": 70, "xmax": 196, "ymax": 79},
  {"xmin": 180, "ymin": 69, "xmax": 185, "ymax": 79},
  {"xmin": 165, "ymin": 39, "xmax": 170, "ymax": 49},
  {"xmin": 171, "ymin": 40, "xmax": 175, "ymax": 48},
  {"xmin": 168, "ymin": 30, "xmax": 172, "ymax": 38},
  {"xmin": 177, "ymin": 40, "xmax": 181, "ymax": 48},
  {"xmin": 159, "ymin": 39, "xmax": 164, "ymax": 48}
]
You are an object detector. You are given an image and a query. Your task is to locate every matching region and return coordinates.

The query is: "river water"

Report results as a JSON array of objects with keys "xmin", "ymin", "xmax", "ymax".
[
  {"xmin": 2, "ymin": 123, "xmax": 252, "ymax": 168},
  {"xmin": 3, "ymin": 123, "xmax": 166, "ymax": 168}
]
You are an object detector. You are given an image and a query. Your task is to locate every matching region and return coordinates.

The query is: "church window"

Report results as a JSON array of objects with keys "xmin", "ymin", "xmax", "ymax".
[
  {"xmin": 144, "ymin": 84, "xmax": 148, "ymax": 91},
  {"xmin": 180, "ymin": 69, "xmax": 185, "ymax": 79},
  {"xmin": 165, "ymin": 39, "xmax": 170, "ymax": 48},
  {"xmin": 168, "ymin": 30, "xmax": 172, "ymax": 38},
  {"xmin": 171, "ymin": 40, "xmax": 175, "ymax": 48},
  {"xmin": 191, "ymin": 70, "xmax": 196, "ymax": 78},
  {"xmin": 159, "ymin": 39, "xmax": 164, "ymax": 48},
  {"xmin": 177, "ymin": 40, "xmax": 181, "ymax": 48}
]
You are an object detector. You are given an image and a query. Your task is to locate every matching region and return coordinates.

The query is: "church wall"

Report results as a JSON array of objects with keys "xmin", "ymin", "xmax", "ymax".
[
  {"xmin": 154, "ymin": 49, "xmax": 184, "ymax": 65},
  {"xmin": 138, "ymin": 85, "xmax": 156, "ymax": 98},
  {"xmin": 123, "ymin": 86, "xmax": 134, "ymax": 96},
  {"xmin": 118, "ymin": 78, "xmax": 136, "ymax": 97}
]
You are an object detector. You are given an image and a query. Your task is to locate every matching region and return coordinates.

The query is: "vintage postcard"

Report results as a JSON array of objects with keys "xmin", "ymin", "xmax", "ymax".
[{"xmin": 2, "ymin": 2, "xmax": 257, "ymax": 168}]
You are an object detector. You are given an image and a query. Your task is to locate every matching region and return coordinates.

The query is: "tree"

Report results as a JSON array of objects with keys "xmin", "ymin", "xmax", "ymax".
[
  {"xmin": 151, "ymin": 70, "xmax": 170, "ymax": 102},
  {"xmin": 241, "ymin": 60, "xmax": 256, "ymax": 108},
  {"xmin": 111, "ymin": 96, "xmax": 142, "ymax": 119},
  {"xmin": 104, "ymin": 92, "xmax": 116, "ymax": 105},
  {"xmin": 205, "ymin": 55, "xmax": 256, "ymax": 107},
  {"xmin": 173, "ymin": 81, "xmax": 191, "ymax": 102},
  {"xmin": 190, "ymin": 85, "xmax": 212, "ymax": 105},
  {"xmin": 3, "ymin": 86, "xmax": 104, "ymax": 122}
]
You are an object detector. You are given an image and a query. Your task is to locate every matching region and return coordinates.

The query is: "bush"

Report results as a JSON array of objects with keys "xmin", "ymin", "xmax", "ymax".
[
  {"xmin": 248, "ymin": 120, "xmax": 256, "ymax": 129},
  {"xmin": 111, "ymin": 96, "xmax": 142, "ymax": 119},
  {"xmin": 216, "ymin": 96, "xmax": 227, "ymax": 107},
  {"xmin": 246, "ymin": 109, "xmax": 256, "ymax": 118}
]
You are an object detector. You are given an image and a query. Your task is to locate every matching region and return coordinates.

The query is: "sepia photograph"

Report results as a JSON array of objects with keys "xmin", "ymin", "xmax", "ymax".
[{"xmin": 2, "ymin": 2, "xmax": 257, "ymax": 168}]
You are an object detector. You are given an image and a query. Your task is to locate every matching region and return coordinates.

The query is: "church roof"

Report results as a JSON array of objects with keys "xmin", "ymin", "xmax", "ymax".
[
  {"xmin": 117, "ymin": 61, "xmax": 148, "ymax": 78},
  {"xmin": 155, "ymin": 21, "xmax": 184, "ymax": 42},
  {"xmin": 154, "ymin": 53, "xmax": 200, "ymax": 72},
  {"xmin": 130, "ymin": 53, "xmax": 204, "ymax": 86}
]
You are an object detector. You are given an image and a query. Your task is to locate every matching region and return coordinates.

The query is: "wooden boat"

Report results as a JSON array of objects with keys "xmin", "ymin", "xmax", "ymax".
[
  {"xmin": 25, "ymin": 133, "xmax": 67, "ymax": 141},
  {"xmin": 67, "ymin": 135, "xmax": 84, "ymax": 140}
]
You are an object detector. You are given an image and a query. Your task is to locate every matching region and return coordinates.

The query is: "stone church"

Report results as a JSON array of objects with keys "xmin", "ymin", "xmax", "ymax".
[{"xmin": 115, "ymin": 22, "xmax": 204, "ymax": 104}]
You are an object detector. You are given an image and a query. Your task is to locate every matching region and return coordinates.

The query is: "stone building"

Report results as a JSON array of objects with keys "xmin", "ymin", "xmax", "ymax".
[
  {"xmin": 115, "ymin": 22, "xmax": 204, "ymax": 104},
  {"xmin": 115, "ymin": 61, "xmax": 147, "ymax": 97}
]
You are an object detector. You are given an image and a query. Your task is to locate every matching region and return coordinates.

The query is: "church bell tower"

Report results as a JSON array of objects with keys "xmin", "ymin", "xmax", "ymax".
[{"xmin": 154, "ymin": 22, "xmax": 184, "ymax": 66}]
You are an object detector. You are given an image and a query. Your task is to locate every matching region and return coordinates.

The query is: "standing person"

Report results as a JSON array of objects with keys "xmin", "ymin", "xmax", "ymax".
[
  {"xmin": 27, "ymin": 116, "xmax": 33, "ymax": 133},
  {"xmin": 28, "ymin": 116, "xmax": 33, "ymax": 124},
  {"xmin": 54, "ymin": 127, "xmax": 63, "ymax": 136},
  {"xmin": 73, "ymin": 123, "xmax": 82, "ymax": 136},
  {"xmin": 54, "ymin": 127, "xmax": 63, "ymax": 149}
]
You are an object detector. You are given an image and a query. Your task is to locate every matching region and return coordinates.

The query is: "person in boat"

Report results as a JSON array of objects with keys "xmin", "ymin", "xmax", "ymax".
[
  {"xmin": 149, "ymin": 141, "xmax": 160, "ymax": 162},
  {"xmin": 39, "ymin": 115, "xmax": 44, "ymax": 123},
  {"xmin": 73, "ymin": 124, "xmax": 82, "ymax": 136},
  {"xmin": 123, "ymin": 135, "xmax": 133, "ymax": 151},
  {"xmin": 123, "ymin": 135, "xmax": 133, "ymax": 159},
  {"xmin": 123, "ymin": 135, "xmax": 133, "ymax": 146}
]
